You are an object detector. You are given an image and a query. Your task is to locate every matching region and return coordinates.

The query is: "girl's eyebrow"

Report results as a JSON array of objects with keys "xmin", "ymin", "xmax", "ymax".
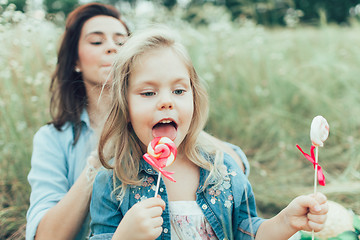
[{"xmin": 137, "ymin": 77, "xmax": 189, "ymax": 85}]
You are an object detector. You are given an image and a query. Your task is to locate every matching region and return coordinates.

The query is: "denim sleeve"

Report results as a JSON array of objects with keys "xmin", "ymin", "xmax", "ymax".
[
  {"xmin": 224, "ymin": 156, "xmax": 265, "ymax": 240},
  {"xmin": 26, "ymin": 125, "xmax": 69, "ymax": 240},
  {"xmin": 89, "ymin": 170, "xmax": 122, "ymax": 239},
  {"xmin": 235, "ymin": 180, "xmax": 266, "ymax": 240},
  {"xmin": 224, "ymin": 142, "xmax": 250, "ymax": 177}
]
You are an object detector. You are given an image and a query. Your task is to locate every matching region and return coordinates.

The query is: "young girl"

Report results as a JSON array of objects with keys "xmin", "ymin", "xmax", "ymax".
[{"xmin": 89, "ymin": 27, "xmax": 328, "ymax": 240}]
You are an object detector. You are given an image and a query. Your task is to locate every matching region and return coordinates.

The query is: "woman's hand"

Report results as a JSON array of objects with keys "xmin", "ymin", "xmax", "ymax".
[{"xmin": 113, "ymin": 197, "xmax": 166, "ymax": 240}]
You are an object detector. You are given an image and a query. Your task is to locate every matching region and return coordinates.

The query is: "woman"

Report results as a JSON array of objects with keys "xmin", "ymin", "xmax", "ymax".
[
  {"xmin": 26, "ymin": 2, "xmax": 248, "ymax": 240},
  {"xmin": 26, "ymin": 3, "xmax": 130, "ymax": 239}
]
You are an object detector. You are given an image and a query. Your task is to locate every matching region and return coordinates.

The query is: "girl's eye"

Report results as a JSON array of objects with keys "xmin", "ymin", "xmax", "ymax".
[
  {"xmin": 140, "ymin": 92, "xmax": 156, "ymax": 97},
  {"xmin": 173, "ymin": 89, "xmax": 186, "ymax": 95},
  {"xmin": 91, "ymin": 41, "xmax": 102, "ymax": 45}
]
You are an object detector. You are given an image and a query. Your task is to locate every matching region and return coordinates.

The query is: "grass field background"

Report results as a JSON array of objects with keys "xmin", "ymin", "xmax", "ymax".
[{"xmin": 1, "ymin": 5, "xmax": 360, "ymax": 239}]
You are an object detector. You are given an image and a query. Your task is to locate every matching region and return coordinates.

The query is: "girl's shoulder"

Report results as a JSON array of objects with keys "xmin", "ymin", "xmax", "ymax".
[
  {"xmin": 93, "ymin": 169, "xmax": 123, "ymax": 192},
  {"xmin": 94, "ymin": 169, "xmax": 116, "ymax": 186},
  {"xmin": 221, "ymin": 152, "xmax": 249, "ymax": 185},
  {"xmin": 222, "ymin": 143, "xmax": 250, "ymax": 176}
]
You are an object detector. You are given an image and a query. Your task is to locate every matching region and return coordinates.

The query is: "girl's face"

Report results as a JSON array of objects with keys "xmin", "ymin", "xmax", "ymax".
[
  {"xmin": 77, "ymin": 15, "xmax": 128, "ymax": 88},
  {"xmin": 128, "ymin": 47, "xmax": 194, "ymax": 149}
]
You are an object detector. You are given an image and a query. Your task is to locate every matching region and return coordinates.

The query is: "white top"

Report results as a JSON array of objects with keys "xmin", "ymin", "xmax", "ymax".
[{"xmin": 169, "ymin": 201, "xmax": 218, "ymax": 240}]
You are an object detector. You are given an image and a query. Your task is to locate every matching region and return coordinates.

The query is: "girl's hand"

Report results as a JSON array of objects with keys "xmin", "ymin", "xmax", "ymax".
[
  {"xmin": 283, "ymin": 192, "xmax": 328, "ymax": 232},
  {"xmin": 113, "ymin": 197, "xmax": 166, "ymax": 240}
]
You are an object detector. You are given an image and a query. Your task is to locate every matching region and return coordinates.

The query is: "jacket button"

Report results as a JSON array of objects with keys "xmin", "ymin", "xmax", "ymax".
[
  {"xmin": 159, "ymin": 187, "xmax": 164, "ymax": 192},
  {"xmin": 163, "ymin": 228, "xmax": 168, "ymax": 233},
  {"xmin": 202, "ymin": 204, "xmax": 208, "ymax": 210}
]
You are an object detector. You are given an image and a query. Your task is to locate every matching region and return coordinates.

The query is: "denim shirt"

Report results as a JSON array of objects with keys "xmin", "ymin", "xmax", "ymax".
[
  {"xmin": 26, "ymin": 110, "xmax": 95, "ymax": 240},
  {"xmin": 90, "ymin": 152, "xmax": 265, "ymax": 240}
]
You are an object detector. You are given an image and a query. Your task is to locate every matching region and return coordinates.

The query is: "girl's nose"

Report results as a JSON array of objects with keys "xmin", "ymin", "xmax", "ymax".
[
  {"xmin": 161, "ymin": 102, "xmax": 173, "ymax": 110},
  {"xmin": 157, "ymin": 95, "xmax": 174, "ymax": 110}
]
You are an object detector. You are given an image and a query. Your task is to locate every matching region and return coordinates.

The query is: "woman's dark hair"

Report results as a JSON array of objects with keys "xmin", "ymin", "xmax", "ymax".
[{"xmin": 49, "ymin": 2, "xmax": 129, "ymax": 143}]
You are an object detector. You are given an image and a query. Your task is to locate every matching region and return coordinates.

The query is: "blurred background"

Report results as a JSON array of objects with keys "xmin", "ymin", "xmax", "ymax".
[{"xmin": 1, "ymin": 0, "xmax": 360, "ymax": 239}]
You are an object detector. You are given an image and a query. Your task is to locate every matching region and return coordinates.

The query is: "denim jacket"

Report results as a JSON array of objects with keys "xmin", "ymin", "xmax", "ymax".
[{"xmin": 90, "ymin": 152, "xmax": 265, "ymax": 240}]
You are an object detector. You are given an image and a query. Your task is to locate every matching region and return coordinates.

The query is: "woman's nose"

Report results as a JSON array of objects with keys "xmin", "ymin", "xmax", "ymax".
[
  {"xmin": 106, "ymin": 48, "xmax": 117, "ymax": 54},
  {"xmin": 105, "ymin": 41, "xmax": 118, "ymax": 54}
]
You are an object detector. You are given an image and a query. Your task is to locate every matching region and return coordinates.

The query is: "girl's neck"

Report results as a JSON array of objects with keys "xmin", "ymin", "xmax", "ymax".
[{"xmin": 163, "ymin": 153, "xmax": 200, "ymax": 201}]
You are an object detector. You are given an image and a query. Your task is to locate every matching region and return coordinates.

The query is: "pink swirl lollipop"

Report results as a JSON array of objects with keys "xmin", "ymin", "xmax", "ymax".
[{"xmin": 143, "ymin": 137, "xmax": 177, "ymax": 182}]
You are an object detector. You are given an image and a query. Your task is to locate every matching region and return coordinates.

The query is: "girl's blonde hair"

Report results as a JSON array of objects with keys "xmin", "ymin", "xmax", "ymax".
[{"xmin": 98, "ymin": 26, "xmax": 224, "ymax": 198}]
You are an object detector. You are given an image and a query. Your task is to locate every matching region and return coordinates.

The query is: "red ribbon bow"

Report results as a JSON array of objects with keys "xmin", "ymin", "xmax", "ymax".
[{"xmin": 296, "ymin": 145, "xmax": 326, "ymax": 186}]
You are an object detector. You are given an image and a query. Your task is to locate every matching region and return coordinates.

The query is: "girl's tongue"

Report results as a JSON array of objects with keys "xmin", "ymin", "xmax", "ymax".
[{"xmin": 152, "ymin": 123, "xmax": 177, "ymax": 141}]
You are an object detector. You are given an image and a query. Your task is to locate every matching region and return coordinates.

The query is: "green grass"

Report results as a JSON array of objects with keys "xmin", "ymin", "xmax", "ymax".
[{"xmin": 1, "ymin": 6, "xmax": 360, "ymax": 239}]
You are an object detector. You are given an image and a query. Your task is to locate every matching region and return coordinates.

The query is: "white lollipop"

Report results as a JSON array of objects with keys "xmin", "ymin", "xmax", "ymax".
[{"xmin": 310, "ymin": 115, "xmax": 329, "ymax": 147}]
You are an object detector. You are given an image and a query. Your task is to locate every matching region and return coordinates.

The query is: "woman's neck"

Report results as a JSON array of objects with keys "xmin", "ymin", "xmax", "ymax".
[{"xmin": 86, "ymin": 85, "xmax": 111, "ymax": 135}]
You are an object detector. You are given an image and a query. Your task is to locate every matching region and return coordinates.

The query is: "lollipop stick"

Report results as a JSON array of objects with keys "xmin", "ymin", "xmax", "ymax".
[
  {"xmin": 154, "ymin": 172, "xmax": 162, "ymax": 197},
  {"xmin": 311, "ymin": 146, "xmax": 319, "ymax": 240},
  {"xmin": 314, "ymin": 146, "xmax": 319, "ymax": 194}
]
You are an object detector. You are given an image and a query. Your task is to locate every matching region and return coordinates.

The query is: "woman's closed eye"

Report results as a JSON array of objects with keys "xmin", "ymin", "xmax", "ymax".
[
  {"xmin": 90, "ymin": 40, "xmax": 103, "ymax": 45},
  {"xmin": 89, "ymin": 36, "xmax": 104, "ymax": 45}
]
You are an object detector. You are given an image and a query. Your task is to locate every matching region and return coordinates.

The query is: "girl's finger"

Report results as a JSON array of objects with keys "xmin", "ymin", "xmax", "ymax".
[
  {"xmin": 151, "ymin": 216, "xmax": 164, "ymax": 228},
  {"xmin": 308, "ymin": 220, "xmax": 325, "ymax": 232},
  {"xmin": 140, "ymin": 197, "xmax": 166, "ymax": 210},
  {"xmin": 151, "ymin": 226, "xmax": 163, "ymax": 239},
  {"xmin": 148, "ymin": 206, "xmax": 164, "ymax": 218},
  {"xmin": 309, "ymin": 192, "xmax": 327, "ymax": 204},
  {"xmin": 307, "ymin": 212, "xmax": 327, "ymax": 224},
  {"xmin": 309, "ymin": 201, "xmax": 328, "ymax": 215}
]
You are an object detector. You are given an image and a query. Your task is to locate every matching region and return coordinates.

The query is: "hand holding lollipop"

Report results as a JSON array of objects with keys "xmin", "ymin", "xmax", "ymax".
[
  {"xmin": 297, "ymin": 115, "xmax": 329, "ymax": 240},
  {"xmin": 143, "ymin": 137, "xmax": 177, "ymax": 197}
]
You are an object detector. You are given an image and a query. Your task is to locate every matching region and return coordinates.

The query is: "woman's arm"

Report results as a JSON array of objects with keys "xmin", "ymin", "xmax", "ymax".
[
  {"xmin": 35, "ymin": 168, "xmax": 93, "ymax": 239},
  {"xmin": 26, "ymin": 126, "xmax": 100, "ymax": 240}
]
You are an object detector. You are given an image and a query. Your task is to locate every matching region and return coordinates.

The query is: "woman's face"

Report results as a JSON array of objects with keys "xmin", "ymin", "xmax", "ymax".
[{"xmin": 76, "ymin": 15, "xmax": 128, "ymax": 88}]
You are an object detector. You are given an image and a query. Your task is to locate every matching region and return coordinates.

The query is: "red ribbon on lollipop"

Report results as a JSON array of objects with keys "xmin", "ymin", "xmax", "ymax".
[
  {"xmin": 296, "ymin": 145, "xmax": 325, "ymax": 186},
  {"xmin": 143, "ymin": 137, "xmax": 177, "ymax": 183},
  {"xmin": 297, "ymin": 115, "xmax": 329, "ymax": 186}
]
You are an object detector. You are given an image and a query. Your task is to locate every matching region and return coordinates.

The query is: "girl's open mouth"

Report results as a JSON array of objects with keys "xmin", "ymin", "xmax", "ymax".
[{"xmin": 152, "ymin": 119, "xmax": 177, "ymax": 141}]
